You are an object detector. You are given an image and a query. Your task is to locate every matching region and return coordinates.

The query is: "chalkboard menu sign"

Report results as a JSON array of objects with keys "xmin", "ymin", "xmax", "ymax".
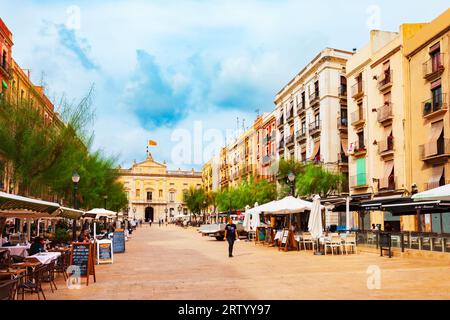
[
  {"xmin": 70, "ymin": 242, "xmax": 96, "ymax": 285},
  {"xmin": 97, "ymin": 240, "xmax": 113, "ymax": 264},
  {"xmin": 71, "ymin": 244, "xmax": 90, "ymax": 276},
  {"xmin": 113, "ymin": 229, "xmax": 125, "ymax": 253}
]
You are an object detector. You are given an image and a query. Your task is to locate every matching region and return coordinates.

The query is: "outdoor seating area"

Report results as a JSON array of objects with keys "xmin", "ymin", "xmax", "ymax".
[{"xmin": 0, "ymin": 191, "xmax": 141, "ymax": 300}]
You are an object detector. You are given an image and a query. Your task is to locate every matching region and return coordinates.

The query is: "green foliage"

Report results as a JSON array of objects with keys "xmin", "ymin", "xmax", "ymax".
[
  {"xmin": 296, "ymin": 164, "xmax": 345, "ymax": 198},
  {"xmin": 0, "ymin": 88, "xmax": 128, "ymax": 212},
  {"xmin": 215, "ymin": 177, "xmax": 277, "ymax": 212},
  {"xmin": 183, "ymin": 186, "xmax": 207, "ymax": 217},
  {"xmin": 276, "ymin": 158, "xmax": 305, "ymax": 198}
]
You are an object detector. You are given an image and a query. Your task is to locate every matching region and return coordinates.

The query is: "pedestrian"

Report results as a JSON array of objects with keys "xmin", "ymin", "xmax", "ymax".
[
  {"xmin": 149, "ymin": 219, "xmax": 152, "ymax": 227},
  {"xmin": 224, "ymin": 218, "xmax": 239, "ymax": 258}
]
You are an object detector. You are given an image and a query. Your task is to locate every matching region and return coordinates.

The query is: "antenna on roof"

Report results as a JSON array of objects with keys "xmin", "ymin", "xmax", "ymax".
[{"xmin": 255, "ymin": 108, "xmax": 260, "ymax": 117}]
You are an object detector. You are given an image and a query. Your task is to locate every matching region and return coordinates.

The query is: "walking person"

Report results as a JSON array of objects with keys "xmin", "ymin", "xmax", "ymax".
[
  {"xmin": 149, "ymin": 219, "xmax": 152, "ymax": 228},
  {"xmin": 224, "ymin": 218, "xmax": 239, "ymax": 258}
]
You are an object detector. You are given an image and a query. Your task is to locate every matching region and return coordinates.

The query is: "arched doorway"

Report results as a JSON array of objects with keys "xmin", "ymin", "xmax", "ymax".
[{"xmin": 145, "ymin": 207, "xmax": 154, "ymax": 222}]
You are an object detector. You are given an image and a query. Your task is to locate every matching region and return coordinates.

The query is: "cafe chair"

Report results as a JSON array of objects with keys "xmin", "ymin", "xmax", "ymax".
[
  {"xmin": 55, "ymin": 252, "xmax": 69, "ymax": 281},
  {"xmin": 0, "ymin": 250, "xmax": 12, "ymax": 269},
  {"xmin": 18, "ymin": 266, "xmax": 47, "ymax": 300},
  {"xmin": 342, "ymin": 234, "xmax": 357, "ymax": 255},
  {"xmin": 302, "ymin": 233, "xmax": 316, "ymax": 251},
  {"xmin": 324, "ymin": 236, "xmax": 343, "ymax": 255},
  {"xmin": 41, "ymin": 260, "xmax": 58, "ymax": 293},
  {"xmin": 0, "ymin": 279, "xmax": 18, "ymax": 300}
]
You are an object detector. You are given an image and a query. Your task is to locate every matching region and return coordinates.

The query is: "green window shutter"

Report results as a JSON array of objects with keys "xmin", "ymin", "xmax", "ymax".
[{"xmin": 356, "ymin": 158, "xmax": 366, "ymax": 185}]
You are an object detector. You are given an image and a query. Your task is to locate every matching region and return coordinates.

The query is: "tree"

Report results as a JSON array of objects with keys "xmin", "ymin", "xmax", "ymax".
[
  {"xmin": 0, "ymin": 88, "xmax": 128, "ymax": 212},
  {"xmin": 183, "ymin": 186, "xmax": 207, "ymax": 219},
  {"xmin": 276, "ymin": 158, "xmax": 305, "ymax": 198},
  {"xmin": 295, "ymin": 164, "xmax": 345, "ymax": 198},
  {"xmin": 215, "ymin": 177, "xmax": 277, "ymax": 212}
]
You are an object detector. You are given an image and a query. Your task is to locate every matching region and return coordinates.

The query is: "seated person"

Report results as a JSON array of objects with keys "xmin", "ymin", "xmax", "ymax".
[
  {"xmin": 29, "ymin": 237, "xmax": 45, "ymax": 255},
  {"xmin": 78, "ymin": 231, "xmax": 91, "ymax": 243}
]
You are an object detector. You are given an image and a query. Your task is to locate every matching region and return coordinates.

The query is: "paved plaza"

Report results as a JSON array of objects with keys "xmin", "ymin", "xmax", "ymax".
[{"xmin": 44, "ymin": 226, "xmax": 450, "ymax": 300}]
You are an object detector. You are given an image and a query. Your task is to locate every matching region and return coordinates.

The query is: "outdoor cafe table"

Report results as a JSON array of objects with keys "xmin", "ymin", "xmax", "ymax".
[
  {"xmin": 25, "ymin": 252, "xmax": 61, "ymax": 265},
  {"xmin": 0, "ymin": 245, "xmax": 30, "ymax": 257}
]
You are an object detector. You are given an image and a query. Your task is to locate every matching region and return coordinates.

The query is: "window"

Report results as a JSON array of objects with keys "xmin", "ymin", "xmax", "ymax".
[
  {"xmin": 430, "ymin": 44, "xmax": 441, "ymax": 72},
  {"xmin": 146, "ymin": 191, "xmax": 152, "ymax": 201},
  {"xmin": 314, "ymin": 113, "xmax": 320, "ymax": 125},
  {"xmin": 357, "ymin": 131, "xmax": 365, "ymax": 150},
  {"xmin": 431, "ymin": 81, "xmax": 443, "ymax": 108},
  {"xmin": 314, "ymin": 80, "xmax": 319, "ymax": 95},
  {"xmin": 169, "ymin": 192, "xmax": 175, "ymax": 202},
  {"xmin": 356, "ymin": 158, "xmax": 366, "ymax": 186},
  {"xmin": 136, "ymin": 189, "xmax": 140, "ymax": 198},
  {"xmin": 159, "ymin": 189, "xmax": 163, "ymax": 198}
]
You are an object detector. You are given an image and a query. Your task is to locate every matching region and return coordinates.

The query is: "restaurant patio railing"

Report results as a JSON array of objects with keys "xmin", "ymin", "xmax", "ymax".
[{"xmin": 353, "ymin": 230, "xmax": 450, "ymax": 253}]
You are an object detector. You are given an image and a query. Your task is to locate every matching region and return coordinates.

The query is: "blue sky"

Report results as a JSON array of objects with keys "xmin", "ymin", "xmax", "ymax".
[{"xmin": 2, "ymin": 0, "xmax": 449, "ymax": 170}]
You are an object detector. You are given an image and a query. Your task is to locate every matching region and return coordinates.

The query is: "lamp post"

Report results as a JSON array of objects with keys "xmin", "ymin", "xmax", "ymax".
[
  {"xmin": 287, "ymin": 172, "xmax": 296, "ymax": 197},
  {"xmin": 165, "ymin": 207, "xmax": 168, "ymax": 224},
  {"xmin": 103, "ymin": 195, "xmax": 108, "ymax": 209},
  {"xmin": 72, "ymin": 171, "xmax": 80, "ymax": 242}
]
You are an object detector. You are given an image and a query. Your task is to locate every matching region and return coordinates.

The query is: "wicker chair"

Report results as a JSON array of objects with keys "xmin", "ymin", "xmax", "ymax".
[
  {"xmin": 18, "ymin": 266, "xmax": 47, "ymax": 300},
  {"xmin": 55, "ymin": 252, "xmax": 69, "ymax": 280},
  {"xmin": 41, "ymin": 260, "xmax": 58, "ymax": 293},
  {"xmin": 0, "ymin": 279, "xmax": 19, "ymax": 300}
]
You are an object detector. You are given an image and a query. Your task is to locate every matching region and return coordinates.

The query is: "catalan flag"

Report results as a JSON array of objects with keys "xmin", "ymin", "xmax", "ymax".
[{"xmin": 148, "ymin": 140, "xmax": 157, "ymax": 146}]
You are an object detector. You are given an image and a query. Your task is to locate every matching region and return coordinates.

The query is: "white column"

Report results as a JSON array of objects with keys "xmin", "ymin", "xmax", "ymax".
[{"xmin": 346, "ymin": 196, "xmax": 351, "ymax": 231}]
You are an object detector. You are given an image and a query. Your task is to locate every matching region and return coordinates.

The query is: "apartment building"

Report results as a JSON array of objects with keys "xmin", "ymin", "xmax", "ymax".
[
  {"xmin": 274, "ymin": 48, "xmax": 353, "ymax": 181},
  {"xmin": 404, "ymin": 9, "xmax": 450, "ymax": 233}
]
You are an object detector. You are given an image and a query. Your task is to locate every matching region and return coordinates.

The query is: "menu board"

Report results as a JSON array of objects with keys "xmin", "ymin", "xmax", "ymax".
[
  {"xmin": 113, "ymin": 229, "xmax": 125, "ymax": 253},
  {"xmin": 70, "ymin": 242, "xmax": 96, "ymax": 285},
  {"xmin": 71, "ymin": 243, "xmax": 90, "ymax": 276},
  {"xmin": 97, "ymin": 240, "xmax": 113, "ymax": 264},
  {"xmin": 281, "ymin": 230, "xmax": 289, "ymax": 244}
]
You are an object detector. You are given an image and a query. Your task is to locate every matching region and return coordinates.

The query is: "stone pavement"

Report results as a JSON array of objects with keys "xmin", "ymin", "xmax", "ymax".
[{"xmin": 42, "ymin": 225, "xmax": 450, "ymax": 300}]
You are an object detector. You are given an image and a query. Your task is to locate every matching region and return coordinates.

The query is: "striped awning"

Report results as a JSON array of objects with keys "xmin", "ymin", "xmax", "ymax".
[{"xmin": 0, "ymin": 191, "xmax": 60, "ymax": 218}]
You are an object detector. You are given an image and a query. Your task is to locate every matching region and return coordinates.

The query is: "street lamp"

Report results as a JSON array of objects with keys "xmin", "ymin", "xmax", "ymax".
[
  {"xmin": 103, "ymin": 195, "xmax": 108, "ymax": 209},
  {"xmin": 165, "ymin": 207, "xmax": 168, "ymax": 223},
  {"xmin": 72, "ymin": 171, "xmax": 80, "ymax": 242},
  {"xmin": 287, "ymin": 172, "xmax": 296, "ymax": 197}
]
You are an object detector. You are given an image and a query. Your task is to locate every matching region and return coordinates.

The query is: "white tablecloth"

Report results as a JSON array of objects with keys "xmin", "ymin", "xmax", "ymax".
[
  {"xmin": 28, "ymin": 252, "xmax": 61, "ymax": 265},
  {"xmin": 1, "ymin": 245, "xmax": 30, "ymax": 257}
]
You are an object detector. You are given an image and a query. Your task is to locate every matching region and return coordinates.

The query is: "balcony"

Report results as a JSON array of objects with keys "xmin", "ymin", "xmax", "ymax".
[
  {"xmin": 378, "ymin": 175, "xmax": 397, "ymax": 192},
  {"xmin": 277, "ymin": 116, "xmax": 284, "ymax": 128},
  {"xmin": 309, "ymin": 120, "xmax": 321, "ymax": 136},
  {"xmin": 422, "ymin": 93, "xmax": 448, "ymax": 119},
  {"xmin": 419, "ymin": 138, "xmax": 450, "ymax": 163},
  {"xmin": 350, "ymin": 140, "xmax": 367, "ymax": 157},
  {"xmin": 286, "ymin": 135, "xmax": 294, "ymax": 147},
  {"xmin": 0, "ymin": 60, "xmax": 13, "ymax": 79},
  {"xmin": 423, "ymin": 53, "xmax": 445, "ymax": 81},
  {"xmin": 296, "ymin": 129, "xmax": 307, "ymax": 142},
  {"xmin": 278, "ymin": 139, "xmax": 285, "ymax": 151},
  {"xmin": 378, "ymin": 136, "xmax": 394, "ymax": 158},
  {"xmin": 377, "ymin": 102, "xmax": 393, "ymax": 124},
  {"xmin": 351, "ymin": 81, "xmax": 364, "ymax": 100},
  {"xmin": 337, "ymin": 153, "xmax": 348, "ymax": 165},
  {"xmin": 377, "ymin": 70, "xmax": 393, "ymax": 92},
  {"xmin": 350, "ymin": 174, "xmax": 368, "ymax": 189},
  {"xmin": 337, "ymin": 117, "xmax": 348, "ymax": 131},
  {"xmin": 350, "ymin": 109, "xmax": 365, "ymax": 127},
  {"xmin": 425, "ymin": 180, "xmax": 450, "ymax": 191},
  {"xmin": 262, "ymin": 155, "xmax": 272, "ymax": 166},
  {"xmin": 338, "ymin": 85, "xmax": 347, "ymax": 100},
  {"xmin": 286, "ymin": 107, "xmax": 294, "ymax": 122},
  {"xmin": 297, "ymin": 101, "xmax": 305, "ymax": 115},
  {"xmin": 309, "ymin": 91, "xmax": 320, "ymax": 107}
]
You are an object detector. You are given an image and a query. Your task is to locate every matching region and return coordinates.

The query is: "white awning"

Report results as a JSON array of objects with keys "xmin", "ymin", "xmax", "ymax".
[{"xmin": 0, "ymin": 191, "xmax": 60, "ymax": 218}]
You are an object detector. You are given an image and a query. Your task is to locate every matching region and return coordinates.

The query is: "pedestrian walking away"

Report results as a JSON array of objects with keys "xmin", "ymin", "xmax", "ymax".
[
  {"xmin": 224, "ymin": 218, "xmax": 239, "ymax": 258},
  {"xmin": 149, "ymin": 219, "xmax": 152, "ymax": 227}
]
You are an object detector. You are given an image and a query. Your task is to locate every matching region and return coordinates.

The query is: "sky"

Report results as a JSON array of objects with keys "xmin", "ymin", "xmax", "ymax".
[{"xmin": 2, "ymin": 0, "xmax": 449, "ymax": 170}]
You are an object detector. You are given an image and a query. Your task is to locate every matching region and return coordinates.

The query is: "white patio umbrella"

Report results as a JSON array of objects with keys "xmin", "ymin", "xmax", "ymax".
[
  {"xmin": 84, "ymin": 208, "xmax": 117, "ymax": 220},
  {"xmin": 412, "ymin": 184, "xmax": 450, "ymax": 201},
  {"xmin": 259, "ymin": 196, "xmax": 316, "ymax": 215},
  {"xmin": 308, "ymin": 195, "xmax": 323, "ymax": 239}
]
